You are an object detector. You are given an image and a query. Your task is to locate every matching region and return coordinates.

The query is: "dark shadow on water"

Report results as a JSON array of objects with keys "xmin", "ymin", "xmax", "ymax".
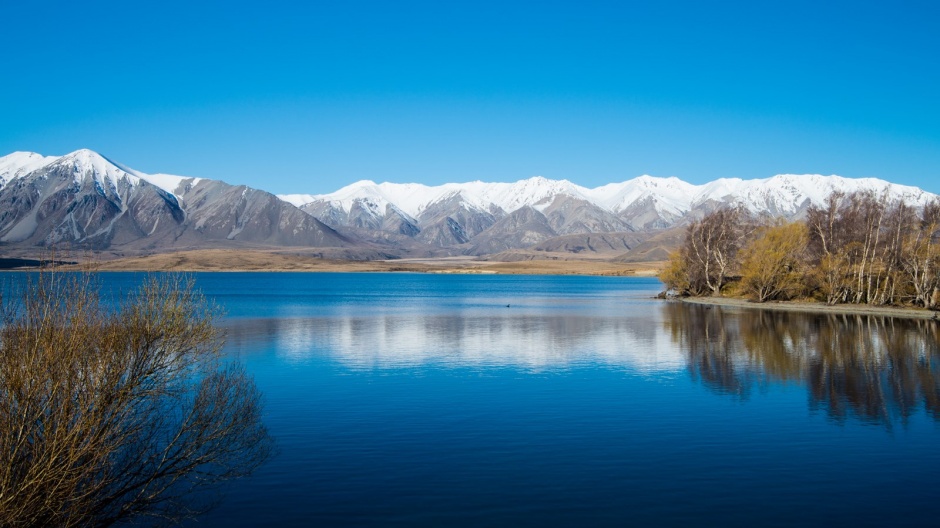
[
  {"xmin": 0, "ymin": 258, "xmax": 76, "ymax": 269},
  {"xmin": 662, "ymin": 302, "xmax": 940, "ymax": 427}
]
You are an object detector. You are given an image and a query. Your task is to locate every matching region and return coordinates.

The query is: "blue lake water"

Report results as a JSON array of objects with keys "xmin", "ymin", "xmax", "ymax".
[{"xmin": 11, "ymin": 272, "xmax": 940, "ymax": 526}]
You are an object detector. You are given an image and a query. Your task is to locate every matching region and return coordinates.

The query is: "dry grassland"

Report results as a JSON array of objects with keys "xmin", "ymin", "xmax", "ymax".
[{"xmin": 69, "ymin": 249, "xmax": 666, "ymax": 276}]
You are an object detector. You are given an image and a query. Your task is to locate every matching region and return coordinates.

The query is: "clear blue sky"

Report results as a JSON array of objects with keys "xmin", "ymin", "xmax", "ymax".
[{"xmin": 2, "ymin": 0, "xmax": 938, "ymax": 194}]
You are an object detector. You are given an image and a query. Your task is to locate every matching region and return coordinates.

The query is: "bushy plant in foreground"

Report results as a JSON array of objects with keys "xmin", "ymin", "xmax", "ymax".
[{"xmin": 0, "ymin": 272, "xmax": 274, "ymax": 527}]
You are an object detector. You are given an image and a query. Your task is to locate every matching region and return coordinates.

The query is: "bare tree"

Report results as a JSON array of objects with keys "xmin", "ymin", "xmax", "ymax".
[
  {"xmin": 683, "ymin": 206, "xmax": 752, "ymax": 296},
  {"xmin": 806, "ymin": 191, "xmax": 913, "ymax": 306},
  {"xmin": 900, "ymin": 198, "xmax": 940, "ymax": 308},
  {"xmin": 0, "ymin": 271, "xmax": 274, "ymax": 527},
  {"xmin": 806, "ymin": 192, "xmax": 851, "ymax": 304}
]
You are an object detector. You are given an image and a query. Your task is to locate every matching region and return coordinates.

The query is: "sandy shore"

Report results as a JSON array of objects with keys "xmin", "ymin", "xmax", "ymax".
[
  {"xmin": 676, "ymin": 296, "xmax": 940, "ymax": 320},
  {"xmin": 52, "ymin": 249, "xmax": 666, "ymax": 277}
]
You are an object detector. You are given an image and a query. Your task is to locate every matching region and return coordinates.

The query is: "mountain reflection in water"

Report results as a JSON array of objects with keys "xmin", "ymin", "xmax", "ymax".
[
  {"xmin": 223, "ymin": 313, "xmax": 686, "ymax": 373},
  {"xmin": 224, "ymin": 301, "xmax": 940, "ymax": 428},
  {"xmin": 662, "ymin": 303, "xmax": 940, "ymax": 426}
]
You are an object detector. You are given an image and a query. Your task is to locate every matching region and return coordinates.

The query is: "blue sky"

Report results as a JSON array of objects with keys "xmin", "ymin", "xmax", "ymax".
[{"xmin": 2, "ymin": 0, "xmax": 938, "ymax": 194}]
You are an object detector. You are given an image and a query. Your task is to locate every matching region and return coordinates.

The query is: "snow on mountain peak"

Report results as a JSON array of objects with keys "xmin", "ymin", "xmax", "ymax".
[
  {"xmin": 0, "ymin": 149, "xmax": 197, "ymax": 197},
  {"xmin": 291, "ymin": 172, "xmax": 937, "ymax": 224},
  {"xmin": 52, "ymin": 149, "xmax": 142, "ymax": 191},
  {"xmin": 292, "ymin": 176, "xmax": 586, "ymax": 218},
  {"xmin": 491, "ymin": 176, "xmax": 586, "ymax": 212},
  {"xmin": 0, "ymin": 151, "xmax": 58, "ymax": 187},
  {"xmin": 278, "ymin": 193, "xmax": 318, "ymax": 207},
  {"xmin": 5, "ymin": 150, "xmax": 937, "ymax": 228},
  {"xmin": 108, "ymin": 158, "xmax": 199, "ymax": 196},
  {"xmin": 588, "ymin": 175, "xmax": 697, "ymax": 216},
  {"xmin": 314, "ymin": 180, "xmax": 394, "ymax": 216},
  {"xmin": 708, "ymin": 174, "xmax": 935, "ymax": 216}
]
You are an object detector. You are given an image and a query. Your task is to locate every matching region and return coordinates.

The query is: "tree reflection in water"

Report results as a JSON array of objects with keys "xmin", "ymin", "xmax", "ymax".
[{"xmin": 663, "ymin": 303, "xmax": 940, "ymax": 426}]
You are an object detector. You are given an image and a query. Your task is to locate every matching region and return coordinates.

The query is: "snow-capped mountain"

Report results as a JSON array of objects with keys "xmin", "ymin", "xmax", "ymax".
[
  {"xmin": 0, "ymin": 152, "xmax": 58, "ymax": 187},
  {"xmin": 285, "ymin": 172, "xmax": 936, "ymax": 242},
  {"xmin": 0, "ymin": 149, "xmax": 348, "ymax": 252},
  {"xmin": 282, "ymin": 177, "xmax": 602, "ymax": 219},
  {"xmin": 0, "ymin": 149, "xmax": 196, "ymax": 197},
  {"xmin": 1, "ymin": 148, "xmax": 936, "ymax": 259}
]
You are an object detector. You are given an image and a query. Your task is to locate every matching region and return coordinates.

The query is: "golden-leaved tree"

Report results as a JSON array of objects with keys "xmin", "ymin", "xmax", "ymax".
[{"xmin": 738, "ymin": 221, "xmax": 808, "ymax": 302}]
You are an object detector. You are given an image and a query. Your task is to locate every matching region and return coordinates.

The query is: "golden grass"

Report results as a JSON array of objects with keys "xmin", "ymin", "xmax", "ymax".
[{"xmin": 67, "ymin": 249, "xmax": 667, "ymax": 276}]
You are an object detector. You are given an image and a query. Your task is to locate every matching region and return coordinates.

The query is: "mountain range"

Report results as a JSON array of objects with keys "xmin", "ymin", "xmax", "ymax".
[{"xmin": 1, "ymin": 149, "xmax": 936, "ymax": 261}]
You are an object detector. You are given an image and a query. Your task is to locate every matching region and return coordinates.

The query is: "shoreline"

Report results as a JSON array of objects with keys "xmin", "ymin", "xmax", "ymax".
[{"xmin": 675, "ymin": 295, "xmax": 939, "ymax": 321}]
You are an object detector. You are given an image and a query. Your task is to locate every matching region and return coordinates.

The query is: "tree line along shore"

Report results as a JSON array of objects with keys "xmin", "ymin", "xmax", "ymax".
[{"xmin": 658, "ymin": 189, "xmax": 940, "ymax": 314}]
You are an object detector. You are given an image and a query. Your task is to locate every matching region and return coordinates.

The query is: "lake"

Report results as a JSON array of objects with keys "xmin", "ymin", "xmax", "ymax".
[{"xmin": 12, "ymin": 272, "xmax": 940, "ymax": 526}]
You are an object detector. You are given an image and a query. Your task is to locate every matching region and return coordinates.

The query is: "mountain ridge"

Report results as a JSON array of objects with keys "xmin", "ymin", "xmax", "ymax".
[
  {"xmin": 1, "ymin": 149, "xmax": 936, "ymax": 260},
  {"xmin": 282, "ymin": 172, "xmax": 934, "ymax": 221},
  {"xmin": 0, "ymin": 149, "xmax": 352, "ymax": 254}
]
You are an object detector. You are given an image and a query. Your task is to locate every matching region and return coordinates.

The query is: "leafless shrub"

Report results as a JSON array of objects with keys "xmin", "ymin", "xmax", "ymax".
[{"xmin": 0, "ymin": 271, "xmax": 274, "ymax": 527}]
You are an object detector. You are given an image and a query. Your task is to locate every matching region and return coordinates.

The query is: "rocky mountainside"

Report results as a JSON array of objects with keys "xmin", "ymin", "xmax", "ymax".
[
  {"xmin": 2, "ymin": 149, "xmax": 936, "ymax": 260},
  {"xmin": 0, "ymin": 150, "xmax": 351, "ymax": 254}
]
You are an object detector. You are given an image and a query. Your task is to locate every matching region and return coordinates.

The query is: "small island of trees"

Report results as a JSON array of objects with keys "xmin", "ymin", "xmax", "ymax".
[{"xmin": 660, "ymin": 190, "xmax": 940, "ymax": 310}]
